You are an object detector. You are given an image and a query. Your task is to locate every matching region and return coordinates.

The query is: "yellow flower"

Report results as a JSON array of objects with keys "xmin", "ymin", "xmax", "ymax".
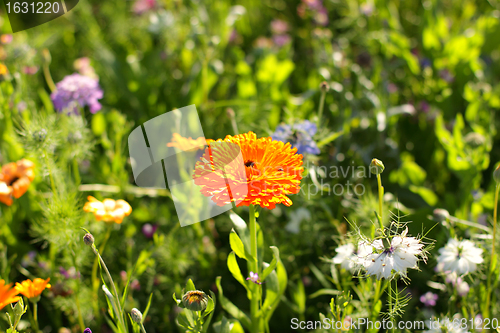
[
  {"xmin": 0, "ymin": 279, "xmax": 20, "ymax": 310},
  {"xmin": 0, "ymin": 63, "xmax": 7, "ymax": 76},
  {"xmin": 83, "ymin": 196, "xmax": 132, "ymax": 224},
  {"xmin": 15, "ymin": 278, "xmax": 51, "ymax": 300},
  {"xmin": 167, "ymin": 133, "xmax": 206, "ymax": 151}
]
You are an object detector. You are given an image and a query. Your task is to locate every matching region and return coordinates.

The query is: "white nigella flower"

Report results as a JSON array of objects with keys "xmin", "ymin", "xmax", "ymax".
[
  {"xmin": 437, "ymin": 239, "xmax": 483, "ymax": 275},
  {"xmin": 333, "ymin": 241, "xmax": 373, "ymax": 273},
  {"xmin": 363, "ymin": 228, "xmax": 424, "ymax": 279}
]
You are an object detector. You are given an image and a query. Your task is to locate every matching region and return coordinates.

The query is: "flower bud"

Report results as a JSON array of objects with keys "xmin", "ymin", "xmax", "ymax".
[
  {"xmin": 182, "ymin": 290, "xmax": 208, "ymax": 311},
  {"xmin": 83, "ymin": 233, "xmax": 94, "ymax": 246},
  {"xmin": 33, "ymin": 129, "xmax": 47, "ymax": 142},
  {"xmin": 83, "ymin": 329, "xmax": 92, "ymax": 333},
  {"xmin": 494, "ymin": 163, "xmax": 500, "ymax": 183},
  {"xmin": 226, "ymin": 108, "xmax": 235, "ymax": 118},
  {"xmin": 12, "ymin": 297, "xmax": 25, "ymax": 321},
  {"xmin": 320, "ymin": 81, "xmax": 330, "ymax": 92},
  {"xmin": 370, "ymin": 158, "xmax": 384, "ymax": 175},
  {"xmin": 433, "ymin": 208, "xmax": 449, "ymax": 222},
  {"xmin": 130, "ymin": 308, "xmax": 143, "ymax": 324}
]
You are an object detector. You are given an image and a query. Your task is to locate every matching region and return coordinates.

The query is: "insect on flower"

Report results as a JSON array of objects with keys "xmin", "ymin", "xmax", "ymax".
[{"xmin": 193, "ymin": 131, "xmax": 303, "ymax": 209}]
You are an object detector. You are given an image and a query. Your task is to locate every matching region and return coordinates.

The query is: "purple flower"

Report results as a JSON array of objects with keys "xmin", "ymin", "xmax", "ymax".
[
  {"xmin": 142, "ymin": 223, "xmax": 158, "ymax": 238},
  {"xmin": 419, "ymin": 291, "xmax": 438, "ymax": 307},
  {"xmin": 272, "ymin": 120, "xmax": 320, "ymax": 155},
  {"xmin": 246, "ymin": 271, "xmax": 261, "ymax": 285},
  {"xmin": 21, "ymin": 251, "xmax": 36, "ymax": 267},
  {"xmin": 270, "ymin": 19, "xmax": 289, "ymax": 35},
  {"xmin": 272, "ymin": 34, "xmax": 291, "ymax": 47},
  {"xmin": 50, "ymin": 73, "xmax": 103, "ymax": 115},
  {"xmin": 22, "ymin": 66, "xmax": 38, "ymax": 75},
  {"xmin": 59, "ymin": 266, "xmax": 80, "ymax": 279},
  {"xmin": 83, "ymin": 329, "xmax": 92, "ymax": 333}
]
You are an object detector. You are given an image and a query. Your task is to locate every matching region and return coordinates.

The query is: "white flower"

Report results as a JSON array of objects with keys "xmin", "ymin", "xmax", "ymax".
[
  {"xmin": 333, "ymin": 241, "xmax": 373, "ymax": 273},
  {"xmin": 363, "ymin": 228, "xmax": 424, "ymax": 279},
  {"xmin": 437, "ymin": 239, "xmax": 483, "ymax": 275}
]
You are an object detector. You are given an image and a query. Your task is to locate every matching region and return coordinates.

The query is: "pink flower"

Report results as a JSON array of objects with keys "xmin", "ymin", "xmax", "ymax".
[{"xmin": 419, "ymin": 291, "xmax": 438, "ymax": 307}]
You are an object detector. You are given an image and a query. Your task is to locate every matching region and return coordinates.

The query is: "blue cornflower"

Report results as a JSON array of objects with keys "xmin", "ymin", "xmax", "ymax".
[
  {"xmin": 50, "ymin": 73, "xmax": 103, "ymax": 115},
  {"xmin": 272, "ymin": 120, "xmax": 320, "ymax": 155}
]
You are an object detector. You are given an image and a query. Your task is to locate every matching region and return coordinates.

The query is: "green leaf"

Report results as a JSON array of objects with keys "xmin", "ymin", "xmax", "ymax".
[
  {"xmin": 92, "ymin": 112, "xmax": 107, "ymax": 136},
  {"xmin": 227, "ymin": 252, "xmax": 250, "ymax": 294},
  {"xmin": 317, "ymin": 131, "xmax": 344, "ymax": 148},
  {"xmin": 172, "ymin": 292, "xmax": 182, "ymax": 306},
  {"xmin": 230, "ymin": 229, "xmax": 247, "ymax": 260},
  {"xmin": 261, "ymin": 246, "xmax": 279, "ymax": 282},
  {"xmin": 292, "ymin": 279, "xmax": 306, "ymax": 314},
  {"xmin": 229, "ymin": 211, "xmax": 251, "ymax": 252},
  {"xmin": 215, "ymin": 277, "xmax": 251, "ymax": 329},
  {"xmin": 201, "ymin": 291, "xmax": 217, "ymax": 332},
  {"xmin": 186, "ymin": 279, "xmax": 196, "ymax": 292},
  {"xmin": 308, "ymin": 289, "xmax": 342, "ymax": 299},
  {"xmin": 309, "ymin": 263, "xmax": 332, "ymax": 289},
  {"xmin": 142, "ymin": 293, "xmax": 154, "ymax": 322}
]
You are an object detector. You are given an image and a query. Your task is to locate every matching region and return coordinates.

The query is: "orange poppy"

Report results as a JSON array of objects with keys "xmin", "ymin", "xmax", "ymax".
[
  {"xmin": 167, "ymin": 133, "xmax": 206, "ymax": 151},
  {"xmin": 83, "ymin": 196, "xmax": 132, "ymax": 224},
  {"xmin": 0, "ymin": 159, "xmax": 35, "ymax": 206},
  {"xmin": 0, "ymin": 279, "xmax": 20, "ymax": 310},
  {"xmin": 15, "ymin": 278, "xmax": 51, "ymax": 300},
  {"xmin": 193, "ymin": 131, "xmax": 303, "ymax": 209}
]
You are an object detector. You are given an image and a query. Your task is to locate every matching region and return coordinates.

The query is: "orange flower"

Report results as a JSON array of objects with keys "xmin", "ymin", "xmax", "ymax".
[
  {"xmin": 0, "ymin": 159, "xmax": 35, "ymax": 206},
  {"xmin": 15, "ymin": 278, "xmax": 51, "ymax": 300},
  {"xmin": 83, "ymin": 196, "xmax": 132, "ymax": 224},
  {"xmin": 0, "ymin": 279, "xmax": 20, "ymax": 310},
  {"xmin": 167, "ymin": 133, "xmax": 206, "ymax": 151},
  {"xmin": 193, "ymin": 131, "xmax": 303, "ymax": 209}
]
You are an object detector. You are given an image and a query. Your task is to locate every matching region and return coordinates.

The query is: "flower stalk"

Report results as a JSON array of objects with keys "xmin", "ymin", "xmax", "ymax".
[{"xmin": 249, "ymin": 204, "xmax": 261, "ymax": 333}]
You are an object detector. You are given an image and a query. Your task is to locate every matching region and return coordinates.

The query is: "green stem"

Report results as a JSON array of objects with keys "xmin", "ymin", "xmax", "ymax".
[
  {"xmin": 317, "ymin": 88, "xmax": 326, "ymax": 128},
  {"xmin": 73, "ymin": 159, "xmax": 81, "ymax": 185},
  {"xmin": 376, "ymin": 174, "xmax": 384, "ymax": 229},
  {"xmin": 484, "ymin": 183, "xmax": 499, "ymax": 322},
  {"xmin": 93, "ymin": 246, "xmax": 127, "ymax": 332},
  {"xmin": 43, "ymin": 149, "xmax": 57, "ymax": 195},
  {"xmin": 91, "ymin": 225, "xmax": 112, "ymax": 319},
  {"xmin": 33, "ymin": 301, "xmax": 39, "ymax": 332},
  {"xmin": 140, "ymin": 323, "xmax": 148, "ymax": 333},
  {"xmin": 249, "ymin": 204, "xmax": 260, "ymax": 333},
  {"xmin": 43, "ymin": 64, "xmax": 57, "ymax": 93}
]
